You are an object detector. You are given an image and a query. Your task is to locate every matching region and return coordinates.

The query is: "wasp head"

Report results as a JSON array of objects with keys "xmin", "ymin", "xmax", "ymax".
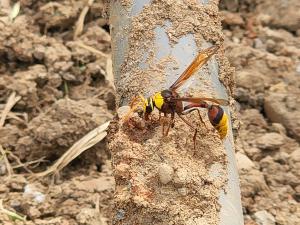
[{"xmin": 121, "ymin": 95, "xmax": 148, "ymax": 123}]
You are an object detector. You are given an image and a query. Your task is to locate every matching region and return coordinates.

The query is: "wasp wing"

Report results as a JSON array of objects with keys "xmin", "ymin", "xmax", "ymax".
[
  {"xmin": 173, "ymin": 97, "xmax": 229, "ymax": 106},
  {"xmin": 169, "ymin": 45, "xmax": 220, "ymax": 91}
]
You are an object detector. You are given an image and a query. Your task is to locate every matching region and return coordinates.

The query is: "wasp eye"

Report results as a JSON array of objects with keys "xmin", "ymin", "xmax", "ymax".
[
  {"xmin": 134, "ymin": 106, "xmax": 144, "ymax": 117},
  {"xmin": 137, "ymin": 110, "xmax": 144, "ymax": 117}
]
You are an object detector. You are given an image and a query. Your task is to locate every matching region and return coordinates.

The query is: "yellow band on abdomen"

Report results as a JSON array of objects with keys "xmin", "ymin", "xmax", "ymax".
[
  {"xmin": 215, "ymin": 113, "xmax": 228, "ymax": 139},
  {"xmin": 152, "ymin": 92, "xmax": 164, "ymax": 110}
]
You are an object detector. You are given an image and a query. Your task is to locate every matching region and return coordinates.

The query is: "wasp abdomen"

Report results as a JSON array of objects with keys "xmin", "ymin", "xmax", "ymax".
[{"xmin": 208, "ymin": 105, "xmax": 228, "ymax": 139}]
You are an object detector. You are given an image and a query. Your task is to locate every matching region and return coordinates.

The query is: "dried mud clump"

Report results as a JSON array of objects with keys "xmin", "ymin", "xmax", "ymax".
[
  {"xmin": 109, "ymin": 117, "xmax": 227, "ymax": 225},
  {"xmin": 0, "ymin": 162, "xmax": 114, "ymax": 225},
  {"xmin": 0, "ymin": 0, "xmax": 114, "ymax": 223},
  {"xmin": 0, "ymin": 0, "xmax": 299, "ymax": 224},
  {"xmin": 222, "ymin": 0, "xmax": 300, "ymax": 224},
  {"xmin": 0, "ymin": 0, "xmax": 114, "ymax": 160},
  {"xmin": 16, "ymin": 98, "xmax": 112, "ymax": 162},
  {"xmin": 109, "ymin": 0, "xmax": 231, "ymax": 224}
]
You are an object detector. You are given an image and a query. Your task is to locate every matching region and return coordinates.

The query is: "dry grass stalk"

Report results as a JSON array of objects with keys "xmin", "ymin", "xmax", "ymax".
[
  {"xmin": 73, "ymin": 0, "xmax": 94, "ymax": 40},
  {"xmin": 75, "ymin": 41, "xmax": 109, "ymax": 58},
  {"xmin": 11, "ymin": 157, "xmax": 47, "ymax": 169},
  {"xmin": 9, "ymin": 1, "xmax": 20, "ymax": 21},
  {"xmin": 31, "ymin": 121, "xmax": 110, "ymax": 179},
  {"xmin": 7, "ymin": 151, "xmax": 34, "ymax": 174},
  {"xmin": 0, "ymin": 199, "xmax": 26, "ymax": 221},
  {"xmin": 0, "ymin": 92, "xmax": 21, "ymax": 128},
  {"xmin": 106, "ymin": 57, "xmax": 115, "ymax": 90},
  {"xmin": 0, "ymin": 145, "xmax": 13, "ymax": 178},
  {"xmin": 6, "ymin": 112, "xmax": 27, "ymax": 124},
  {"xmin": 0, "ymin": 145, "xmax": 45, "ymax": 177}
]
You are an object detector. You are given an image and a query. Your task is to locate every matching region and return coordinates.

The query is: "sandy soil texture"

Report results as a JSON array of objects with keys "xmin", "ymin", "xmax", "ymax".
[{"xmin": 0, "ymin": 0, "xmax": 299, "ymax": 225}]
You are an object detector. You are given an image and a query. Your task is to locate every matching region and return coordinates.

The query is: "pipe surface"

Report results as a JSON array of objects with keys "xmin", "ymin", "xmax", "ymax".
[{"xmin": 109, "ymin": 1, "xmax": 243, "ymax": 224}]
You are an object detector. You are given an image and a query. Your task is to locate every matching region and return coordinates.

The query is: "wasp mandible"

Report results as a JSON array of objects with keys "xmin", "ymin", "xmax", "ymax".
[{"xmin": 124, "ymin": 45, "xmax": 229, "ymax": 147}]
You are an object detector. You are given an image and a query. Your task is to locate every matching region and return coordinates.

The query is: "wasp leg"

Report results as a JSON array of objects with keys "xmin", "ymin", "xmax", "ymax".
[
  {"xmin": 171, "ymin": 112, "xmax": 175, "ymax": 128},
  {"xmin": 160, "ymin": 113, "xmax": 168, "ymax": 136},
  {"xmin": 177, "ymin": 114, "xmax": 198, "ymax": 149},
  {"xmin": 196, "ymin": 109, "xmax": 208, "ymax": 129},
  {"xmin": 159, "ymin": 112, "xmax": 162, "ymax": 121},
  {"xmin": 164, "ymin": 112, "xmax": 175, "ymax": 136},
  {"xmin": 182, "ymin": 103, "xmax": 208, "ymax": 130}
]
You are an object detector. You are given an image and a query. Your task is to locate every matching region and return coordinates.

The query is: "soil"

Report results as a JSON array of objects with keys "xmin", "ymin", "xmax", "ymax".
[
  {"xmin": 110, "ymin": 1, "xmax": 231, "ymax": 224},
  {"xmin": 0, "ymin": 0, "xmax": 299, "ymax": 225}
]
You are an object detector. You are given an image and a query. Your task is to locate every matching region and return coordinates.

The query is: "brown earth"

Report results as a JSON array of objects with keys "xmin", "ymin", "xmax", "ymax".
[{"xmin": 0, "ymin": 0, "xmax": 299, "ymax": 225}]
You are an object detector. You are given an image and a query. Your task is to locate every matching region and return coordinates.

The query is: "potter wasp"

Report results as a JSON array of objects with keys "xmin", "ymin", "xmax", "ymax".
[{"xmin": 124, "ymin": 45, "xmax": 229, "ymax": 147}]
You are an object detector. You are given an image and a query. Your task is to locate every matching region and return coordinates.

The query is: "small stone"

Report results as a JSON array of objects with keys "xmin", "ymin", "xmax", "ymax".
[
  {"xmin": 27, "ymin": 206, "xmax": 41, "ymax": 219},
  {"xmin": 273, "ymin": 152, "xmax": 290, "ymax": 164},
  {"xmin": 23, "ymin": 184, "xmax": 45, "ymax": 204},
  {"xmin": 0, "ymin": 184, "xmax": 8, "ymax": 193},
  {"xmin": 270, "ymin": 123, "xmax": 286, "ymax": 135},
  {"xmin": 264, "ymin": 92, "xmax": 300, "ymax": 141},
  {"xmin": 177, "ymin": 188, "xmax": 188, "ymax": 196},
  {"xmin": 256, "ymin": 133, "xmax": 285, "ymax": 150},
  {"xmin": 222, "ymin": 0, "xmax": 239, "ymax": 11},
  {"xmin": 33, "ymin": 46, "xmax": 45, "ymax": 60},
  {"xmin": 244, "ymin": 147, "xmax": 261, "ymax": 161},
  {"xmin": 158, "ymin": 163, "xmax": 174, "ymax": 184},
  {"xmin": 253, "ymin": 210, "xmax": 275, "ymax": 225},
  {"xmin": 117, "ymin": 106, "xmax": 131, "ymax": 119},
  {"xmin": 221, "ymin": 11, "xmax": 244, "ymax": 26},
  {"xmin": 0, "ymin": 160, "xmax": 6, "ymax": 175},
  {"xmin": 114, "ymin": 163, "xmax": 130, "ymax": 179},
  {"xmin": 253, "ymin": 38, "xmax": 265, "ymax": 50},
  {"xmin": 240, "ymin": 169, "xmax": 269, "ymax": 197},
  {"xmin": 236, "ymin": 71, "xmax": 266, "ymax": 92},
  {"xmin": 289, "ymin": 149, "xmax": 300, "ymax": 163},
  {"xmin": 116, "ymin": 209, "xmax": 125, "ymax": 221},
  {"xmin": 173, "ymin": 168, "xmax": 189, "ymax": 187},
  {"xmin": 242, "ymin": 109, "xmax": 268, "ymax": 128},
  {"xmin": 236, "ymin": 152, "xmax": 255, "ymax": 171},
  {"xmin": 245, "ymin": 217, "xmax": 259, "ymax": 225},
  {"xmin": 10, "ymin": 200, "xmax": 22, "ymax": 211},
  {"xmin": 76, "ymin": 207, "xmax": 106, "ymax": 225},
  {"xmin": 9, "ymin": 177, "xmax": 27, "ymax": 192}
]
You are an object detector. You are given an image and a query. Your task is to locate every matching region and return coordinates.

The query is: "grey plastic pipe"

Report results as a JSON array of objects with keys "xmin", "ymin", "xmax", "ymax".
[{"xmin": 109, "ymin": 1, "xmax": 243, "ymax": 224}]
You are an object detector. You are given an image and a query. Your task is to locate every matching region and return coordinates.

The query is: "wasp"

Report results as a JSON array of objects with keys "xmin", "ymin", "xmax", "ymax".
[{"xmin": 124, "ymin": 45, "xmax": 229, "ymax": 147}]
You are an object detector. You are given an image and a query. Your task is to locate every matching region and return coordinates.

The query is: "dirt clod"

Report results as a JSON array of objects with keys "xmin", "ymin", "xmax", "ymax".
[{"xmin": 0, "ymin": 0, "xmax": 299, "ymax": 224}]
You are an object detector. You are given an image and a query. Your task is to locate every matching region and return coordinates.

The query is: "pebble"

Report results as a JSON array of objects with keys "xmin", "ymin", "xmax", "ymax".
[
  {"xmin": 27, "ymin": 206, "xmax": 41, "ymax": 219},
  {"xmin": 270, "ymin": 123, "xmax": 286, "ymax": 135},
  {"xmin": 254, "ymin": 38, "xmax": 265, "ymax": 50},
  {"xmin": 173, "ymin": 168, "xmax": 189, "ymax": 187},
  {"xmin": 158, "ymin": 163, "xmax": 174, "ymax": 184},
  {"xmin": 0, "ymin": 161, "xmax": 6, "ymax": 175},
  {"xmin": 289, "ymin": 149, "xmax": 300, "ymax": 163},
  {"xmin": 177, "ymin": 188, "xmax": 188, "ymax": 196},
  {"xmin": 117, "ymin": 106, "xmax": 131, "ymax": 119},
  {"xmin": 253, "ymin": 210, "xmax": 275, "ymax": 225},
  {"xmin": 256, "ymin": 133, "xmax": 285, "ymax": 150},
  {"xmin": 236, "ymin": 152, "xmax": 255, "ymax": 171},
  {"xmin": 0, "ymin": 184, "xmax": 8, "ymax": 193},
  {"xmin": 23, "ymin": 184, "xmax": 45, "ymax": 204}
]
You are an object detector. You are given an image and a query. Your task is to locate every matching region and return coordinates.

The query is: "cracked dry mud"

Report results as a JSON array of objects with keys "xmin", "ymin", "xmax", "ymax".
[{"xmin": 0, "ymin": 0, "xmax": 299, "ymax": 225}]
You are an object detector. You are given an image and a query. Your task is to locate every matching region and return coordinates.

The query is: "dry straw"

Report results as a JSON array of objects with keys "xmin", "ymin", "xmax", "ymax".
[
  {"xmin": 0, "ymin": 92, "xmax": 21, "ymax": 128},
  {"xmin": 31, "ymin": 121, "xmax": 110, "ymax": 179},
  {"xmin": 74, "ymin": 0, "xmax": 94, "ymax": 39}
]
